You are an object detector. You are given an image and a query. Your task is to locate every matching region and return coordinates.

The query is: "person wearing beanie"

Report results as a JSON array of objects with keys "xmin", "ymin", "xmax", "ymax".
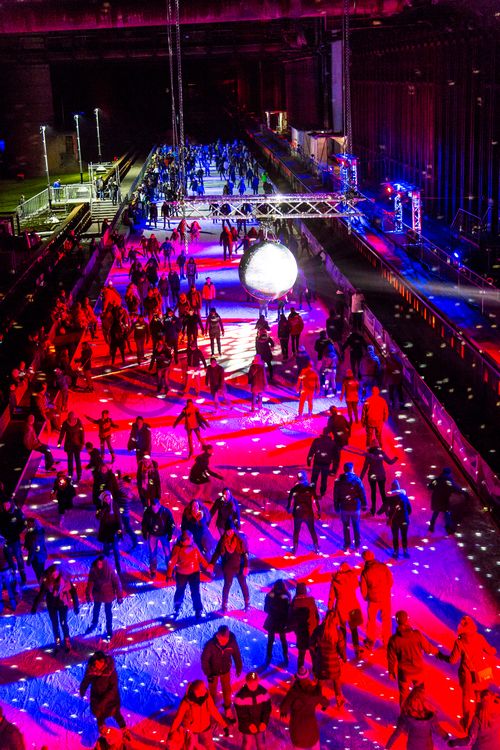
[
  {"xmin": 289, "ymin": 582, "xmax": 320, "ymax": 670},
  {"xmin": 328, "ymin": 562, "xmax": 364, "ymax": 658},
  {"xmin": 387, "ymin": 610, "xmax": 440, "ymax": 705},
  {"xmin": 439, "ymin": 615, "xmax": 496, "ymax": 730},
  {"xmin": 234, "ymin": 671, "xmax": 272, "ymax": 749},
  {"xmin": 359, "ymin": 549, "xmax": 393, "ymax": 648},
  {"xmin": 280, "ymin": 664, "xmax": 329, "ymax": 749},
  {"xmin": 385, "ymin": 479, "xmax": 412, "ymax": 559}
]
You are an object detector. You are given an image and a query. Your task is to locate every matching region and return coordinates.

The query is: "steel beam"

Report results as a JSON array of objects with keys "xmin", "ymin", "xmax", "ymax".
[{"xmin": 161, "ymin": 193, "xmax": 361, "ymax": 220}]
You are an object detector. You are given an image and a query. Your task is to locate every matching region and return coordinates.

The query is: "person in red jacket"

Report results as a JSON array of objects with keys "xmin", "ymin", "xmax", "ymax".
[
  {"xmin": 168, "ymin": 680, "xmax": 227, "ymax": 749},
  {"xmin": 166, "ymin": 530, "xmax": 213, "ymax": 619},
  {"xmin": 361, "ymin": 387, "xmax": 389, "ymax": 447},
  {"xmin": 387, "ymin": 610, "xmax": 440, "ymax": 706},
  {"xmin": 173, "ymin": 399, "xmax": 209, "ymax": 457},
  {"xmin": 328, "ymin": 562, "xmax": 363, "ymax": 658},
  {"xmin": 440, "ymin": 615, "xmax": 496, "ymax": 730},
  {"xmin": 288, "ymin": 308, "xmax": 304, "ymax": 354},
  {"xmin": 297, "ymin": 361, "xmax": 320, "ymax": 417},
  {"xmin": 340, "ymin": 369, "xmax": 360, "ymax": 424},
  {"xmin": 359, "ymin": 549, "xmax": 393, "ymax": 649}
]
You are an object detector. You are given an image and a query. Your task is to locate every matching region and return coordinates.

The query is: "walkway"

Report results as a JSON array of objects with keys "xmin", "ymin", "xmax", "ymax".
[{"xmin": 0, "ymin": 152, "xmax": 498, "ymax": 750}]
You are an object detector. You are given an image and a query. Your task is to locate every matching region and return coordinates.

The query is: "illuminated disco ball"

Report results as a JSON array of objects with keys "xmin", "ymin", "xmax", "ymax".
[{"xmin": 238, "ymin": 239, "xmax": 298, "ymax": 301}]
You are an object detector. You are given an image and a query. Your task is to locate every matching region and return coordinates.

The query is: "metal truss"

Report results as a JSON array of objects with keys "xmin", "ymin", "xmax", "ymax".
[{"xmin": 163, "ymin": 193, "xmax": 361, "ymax": 221}]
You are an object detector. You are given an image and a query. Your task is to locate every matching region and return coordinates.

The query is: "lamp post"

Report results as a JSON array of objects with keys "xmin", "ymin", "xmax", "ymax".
[
  {"xmin": 40, "ymin": 125, "xmax": 52, "ymax": 208},
  {"xmin": 94, "ymin": 107, "xmax": 102, "ymax": 163},
  {"xmin": 74, "ymin": 114, "xmax": 84, "ymax": 183}
]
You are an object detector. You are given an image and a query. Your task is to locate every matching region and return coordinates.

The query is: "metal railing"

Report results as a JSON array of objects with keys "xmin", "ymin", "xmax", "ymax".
[
  {"xmin": 50, "ymin": 183, "xmax": 94, "ymax": 204},
  {"xmin": 17, "ymin": 188, "xmax": 51, "ymax": 221}
]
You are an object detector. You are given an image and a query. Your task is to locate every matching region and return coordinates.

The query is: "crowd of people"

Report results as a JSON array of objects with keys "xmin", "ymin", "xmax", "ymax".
[{"xmin": 0, "ymin": 141, "xmax": 497, "ymax": 750}]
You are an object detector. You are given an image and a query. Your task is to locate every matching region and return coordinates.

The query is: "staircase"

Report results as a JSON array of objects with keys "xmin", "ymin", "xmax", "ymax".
[{"xmin": 91, "ymin": 199, "xmax": 118, "ymax": 222}]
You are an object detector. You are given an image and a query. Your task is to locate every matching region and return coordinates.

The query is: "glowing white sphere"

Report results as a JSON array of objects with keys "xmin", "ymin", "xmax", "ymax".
[{"xmin": 238, "ymin": 240, "xmax": 298, "ymax": 301}]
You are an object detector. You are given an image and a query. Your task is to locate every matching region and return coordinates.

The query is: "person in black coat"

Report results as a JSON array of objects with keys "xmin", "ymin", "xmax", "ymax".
[
  {"xmin": 201, "ymin": 625, "xmax": 243, "ymax": 721},
  {"xmin": 127, "ymin": 416, "xmax": 152, "ymax": 463},
  {"xmin": 342, "ymin": 331, "xmax": 367, "ymax": 379},
  {"xmin": 306, "ymin": 429, "xmax": 339, "ymax": 498},
  {"xmin": 428, "ymin": 467, "xmax": 467, "ymax": 534},
  {"xmin": 189, "ymin": 445, "xmax": 223, "ymax": 503},
  {"xmin": 23, "ymin": 517, "xmax": 47, "ymax": 582},
  {"xmin": 96, "ymin": 491, "xmax": 123, "ymax": 575},
  {"xmin": 141, "ymin": 497, "xmax": 175, "ymax": 578},
  {"xmin": 360, "ymin": 440, "xmax": 398, "ymax": 516},
  {"xmin": 51, "ymin": 472, "xmax": 76, "ymax": 526},
  {"xmin": 31, "ymin": 563, "xmax": 79, "ymax": 651},
  {"xmin": 0, "ymin": 499, "xmax": 27, "ymax": 585},
  {"xmin": 255, "ymin": 330, "xmax": 274, "ymax": 381},
  {"xmin": 326, "ymin": 406, "xmax": 350, "ymax": 453},
  {"xmin": 277, "ymin": 313, "xmax": 291, "ymax": 360},
  {"xmin": 80, "ymin": 651, "xmax": 128, "ymax": 735},
  {"xmin": 210, "ymin": 488, "xmax": 240, "ymax": 536},
  {"xmin": 263, "ymin": 579, "xmax": 291, "ymax": 668},
  {"xmin": 164, "ymin": 308, "xmax": 181, "ymax": 362},
  {"xmin": 334, "ymin": 463, "xmax": 367, "ymax": 552},
  {"xmin": 289, "ymin": 582, "xmax": 320, "ymax": 671},
  {"xmin": 286, "ymin": 471, "xmax": 321, "ymax": 555},
  {"xmin": 386, "ymin": 479, "xmax": 412, "ymax": 559},
  {"xmin": 137, "ymin": 455, "xmax": 161, "ymax": 507}
]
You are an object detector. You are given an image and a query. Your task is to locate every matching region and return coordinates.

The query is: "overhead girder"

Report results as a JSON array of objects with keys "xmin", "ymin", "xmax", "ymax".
[{"xmin": 161, "ymin": 193, "xmax": 362, "ymax": 221}]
